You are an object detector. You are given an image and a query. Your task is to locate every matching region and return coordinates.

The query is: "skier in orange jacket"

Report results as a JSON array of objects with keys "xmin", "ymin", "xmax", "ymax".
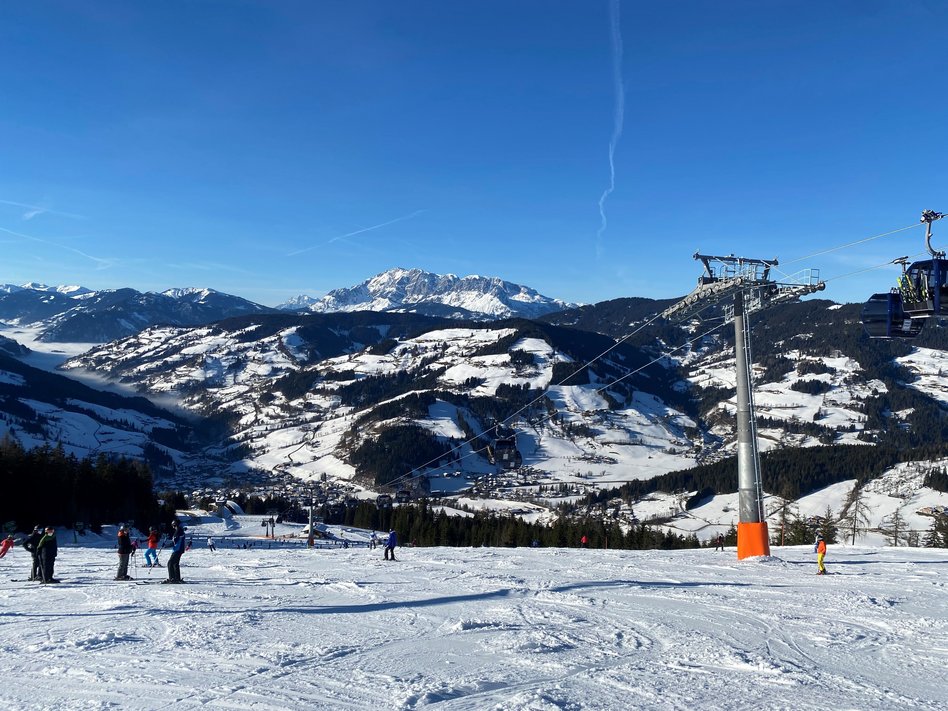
[{"xmin": 816, "ymin": 535, "xmax": 827, "ymax": 575}]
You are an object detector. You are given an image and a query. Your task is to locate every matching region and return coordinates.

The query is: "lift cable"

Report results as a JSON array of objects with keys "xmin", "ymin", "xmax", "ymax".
[
  {"xmin": 779, "ymin": 222, "xmax": 922, "ymax": 268},
  {"xmin": 382, "ymin": 316, "xmax": 732, "ymax": 490}
]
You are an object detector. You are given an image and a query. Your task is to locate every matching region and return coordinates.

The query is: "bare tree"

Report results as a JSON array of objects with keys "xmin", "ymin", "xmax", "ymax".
[{"xmin": 839, "ymin": 483, "xmax": 873, "ymax": 545}]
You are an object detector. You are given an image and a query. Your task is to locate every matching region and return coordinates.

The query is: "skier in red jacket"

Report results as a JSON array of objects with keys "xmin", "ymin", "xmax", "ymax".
[
  {"xmin": 144, "ymin": 528, "xmax": 161, "ymax": 568},
  {"xmin": 0, "ymin": 535, "xmax": 14, "ymax": 558}
]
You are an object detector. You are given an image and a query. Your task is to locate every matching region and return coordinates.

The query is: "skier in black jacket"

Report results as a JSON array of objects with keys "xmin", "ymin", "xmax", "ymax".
[
  {"xmin": 115, "ymin": 525, "xmax": 133, "ymax": 580},
  {"xmin": 163, "ymin": 522, "xmax": 187, "ymax": 584},
  {"xmin": 36, "ymin": 527, "xmax": 58, "ymax": 583},
  {"xmin": 22, "ymin": 526, "xmax": 43, "ymax": 581}
]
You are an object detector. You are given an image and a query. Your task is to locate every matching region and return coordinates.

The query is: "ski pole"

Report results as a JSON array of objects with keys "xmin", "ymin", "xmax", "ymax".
[{"xmin": 149, "ymin": 538, "xmax": 166, "ymax": 575}]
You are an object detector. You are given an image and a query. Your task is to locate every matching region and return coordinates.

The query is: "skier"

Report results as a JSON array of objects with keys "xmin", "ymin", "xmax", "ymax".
[
  {"xmin": 383, "ymin": 529, "xmax": 397, "ymax": 561},
  {"xmin": 144, "ymin": 527, "xmax": 161, "ymax": 568},
  {"xmin": 115, "ymin": 525, "xmax": 133, "ymax": 580},
  {"xmin": 163, "ymin": 522, "xmax": 187, "ymax": 584},
  {"xmin": 816, "ymin": 535, "xmax": 827, "ymax": 575},
  {"xmin": 36, "ymin": 527, "xmax": 58, "ymax": 583},
  {"xmin": 207, "ymin": 536, "xmax": 216, "ymax": 553},
  {"xmin": 22, "ymin": 526, "xmax": 42, "ymax": 580},
  {"xmin": 714, "ymin": 534, "xmax": 725, "ymax": 552},
  {"xmin": 369, "ymin": 531, "xmax": 379, "ymax": 550},
  {"xmin": 0, "ymin": 534, "xmax": 14, "ymax": 558},
  {"xmin": 580, "ymin": 534, "xmax": 589, "ymax": 549}
]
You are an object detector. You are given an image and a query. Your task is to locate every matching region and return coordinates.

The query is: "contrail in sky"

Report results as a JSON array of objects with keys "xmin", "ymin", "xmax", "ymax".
[
  {"xmin": 0, "ymin": 199, "xmax": 85, "ymax": 221},
  {"xmin": 0, "ymin": 226, "xmax": 116, "ymax": 269},
  {"xmin": 596, "ymin": 0, "xmax": 624, "ymax": 255},
  {"xmin": 287, "ymin": 209, "xmax": 427, "ymax": 257}
]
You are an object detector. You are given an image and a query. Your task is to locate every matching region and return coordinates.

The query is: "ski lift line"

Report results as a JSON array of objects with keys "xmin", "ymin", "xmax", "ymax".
[
  {"xmin": 383, "ymin": 318, "xmax": 732, "ymax": 490},
  {"xmin": 591, "ymin": 319, "xmax": 730, "ymax": 395},
  {"xmin": 493, "ymin": 310, "xmax": 666, "ymax": 429},
  {"xmin": 382, "ymin": 310, "xmax": 669, "ymax": 488},
  {"xmin": 780, "ymin": 222, "xmax": 922, "ymax": 268}
]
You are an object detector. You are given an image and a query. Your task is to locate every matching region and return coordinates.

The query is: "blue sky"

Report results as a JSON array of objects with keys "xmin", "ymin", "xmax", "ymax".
[{"xmin": 2, "ymin": 1, "xmax": 947, "ymax": 307}]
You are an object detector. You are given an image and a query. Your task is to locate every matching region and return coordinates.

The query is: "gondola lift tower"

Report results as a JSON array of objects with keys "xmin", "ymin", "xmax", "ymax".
[{"xmin": 661, "ymin": 254, "xmax": 825, "ymax": 559}]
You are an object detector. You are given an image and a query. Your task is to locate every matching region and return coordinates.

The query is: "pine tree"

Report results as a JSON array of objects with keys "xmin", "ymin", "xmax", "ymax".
[
  {"xmin": 817, "ymin": 505, "xmax": 839, "ymax": 544},
  {"xmin": 879, "ymin": 510, "xmax": 907, "ymax": 547},
  {"xmin": 839, "ymin": 483, "xmax": 873, "ymax": 545},
  {"xmin": 922, "ymin": 520, "xmax": 942, "ymax": 548}
]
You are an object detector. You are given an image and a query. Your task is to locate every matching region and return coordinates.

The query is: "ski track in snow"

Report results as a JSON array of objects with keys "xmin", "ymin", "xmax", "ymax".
[{"xmin": 1, "ymin": 546, "xmax": 946, "ymax": 710}]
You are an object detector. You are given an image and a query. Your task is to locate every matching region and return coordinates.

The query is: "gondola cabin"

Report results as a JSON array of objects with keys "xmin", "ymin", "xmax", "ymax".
[
  {"xmin": 394, "ymin": 489, "xmax": 411, "ymax": 504},
  {"xmin": 860, "ymin": 292, "xmax": 925, "ymax": 339},
  {"xmin": 487, "ymin": 425, "xmax": 523, "ymax": 470},
  {"xmin": 899, "ymin": 258, "xmax": 948, "ymax": 318},
  {"xmin": 376, "ymin": 494, "xmax": 393, "ymax": 509}
]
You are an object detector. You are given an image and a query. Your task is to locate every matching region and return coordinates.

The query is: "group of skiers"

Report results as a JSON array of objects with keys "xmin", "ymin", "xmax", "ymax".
[
  {"xmin": 112, "ymin": 520, "xmax": 189, "ymax": 583},
  {"xmin": 0, "ymin": 521, "xmax": 189, "ymax": 585},
  {"xmin": 10, "ymin": 526, "xmax": 60, "ymax": 583}
]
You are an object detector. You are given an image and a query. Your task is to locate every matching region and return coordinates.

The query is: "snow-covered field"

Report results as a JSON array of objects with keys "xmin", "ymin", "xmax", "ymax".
[{"xmin": 2, "ymin": 539, "xmax": 945, "ymax": 710}]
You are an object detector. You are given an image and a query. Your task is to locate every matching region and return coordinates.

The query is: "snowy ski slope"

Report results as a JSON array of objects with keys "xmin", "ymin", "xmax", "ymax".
[{"xmin": 1, "ymin": 541, "xmax": 945, "ymax": 710}]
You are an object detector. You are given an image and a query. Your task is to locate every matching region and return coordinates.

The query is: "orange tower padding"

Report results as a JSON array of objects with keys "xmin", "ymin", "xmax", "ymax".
[{"xmin": 737, "ymin": 521, "xmax": 770, "ymax": 560}]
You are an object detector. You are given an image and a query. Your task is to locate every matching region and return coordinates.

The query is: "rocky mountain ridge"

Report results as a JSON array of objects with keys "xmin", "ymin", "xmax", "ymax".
[{"xmin": 278, "ymin": 267, "xmax": 576, "ymax": 320}]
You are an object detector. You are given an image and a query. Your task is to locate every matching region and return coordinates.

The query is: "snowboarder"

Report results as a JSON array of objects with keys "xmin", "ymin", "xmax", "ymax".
[
  {"xmin": 36, "ymin": 527, "xmax": 58, "ymax": 583},
  {"xmin": 22, "ymin": 526, "xmax": 42, "ymax": 580},
  {"xmin": 714, "ymin": 534, "xmax": 725, "ymax": 552},
  {"xmin": 816, "ymin": 535, "xmax": 827, "ymax": 575},
  {"xmin": 0, "ymin": 535, "xmax": 14, "ymax": 558},
  {"xmin": 580, "ymin": 534, "xmax": 589, "ymax": 549},
  {"xmin": 207, "ymin": 536, "xmax": 216, "ymax": 553},
  {"xmin": 115, "ymin": 525, "xmax": 133, "ymax": 580},
  {"xmin": 144, "ymin": 527, "xmax": 161, "ymax": 568},
  {"xmin": 384, "ymin": 529, "xmax": 397, "ymax": 561},
  {"xmin": 163, "ymin": 522, "xmax": 187, "ymax": 584}
]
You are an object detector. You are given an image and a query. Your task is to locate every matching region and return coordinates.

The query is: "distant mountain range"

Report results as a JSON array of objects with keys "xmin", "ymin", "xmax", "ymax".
[
  {"xmin": 277, "ymin": 268, "xmax": 576, "ymax": 320},
  {"xmin": 0, "ymin": 283, "xmax": 274, "ymax": 342},
  {"xmin": 0, "ymin": 270, "xmax": 575, "ymax": 343}
]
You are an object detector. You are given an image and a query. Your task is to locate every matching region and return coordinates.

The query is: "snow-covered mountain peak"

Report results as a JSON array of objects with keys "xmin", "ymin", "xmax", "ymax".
[
  {"xmin": 16, "ymin": 282, "xmax": 91, "ymax": 297},
  {"xmin": 277, "ymin": 267, "xmax": 576, "ymax": 320},
  {"xmin": 160, "ymin": 287, "xmax": 220, "ymax": 301}
]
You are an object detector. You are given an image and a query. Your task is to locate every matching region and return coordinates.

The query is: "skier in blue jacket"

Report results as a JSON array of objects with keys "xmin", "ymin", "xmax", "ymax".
[
  {"xmin": 384, "ymin": 529, "xmax": 397, "ymax": 561},
  {"xmin": 163, "ymin": 522, "xmax": 187, "ymax": 584}
]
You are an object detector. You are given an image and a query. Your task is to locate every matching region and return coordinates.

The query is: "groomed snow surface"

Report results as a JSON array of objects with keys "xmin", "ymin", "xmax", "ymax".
[{"xmin": 2, "ymin": 538, "xmax": 946, "ymax": 710}]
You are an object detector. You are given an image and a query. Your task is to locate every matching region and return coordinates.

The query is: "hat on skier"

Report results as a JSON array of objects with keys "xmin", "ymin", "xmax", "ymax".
[
  {"xmin": 33, "ymin": 526, "xmax": 41, "ymax": 533},
  {"xmin": 119, "ymin": 524, "xmax": 126, "ymax": 531}
]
